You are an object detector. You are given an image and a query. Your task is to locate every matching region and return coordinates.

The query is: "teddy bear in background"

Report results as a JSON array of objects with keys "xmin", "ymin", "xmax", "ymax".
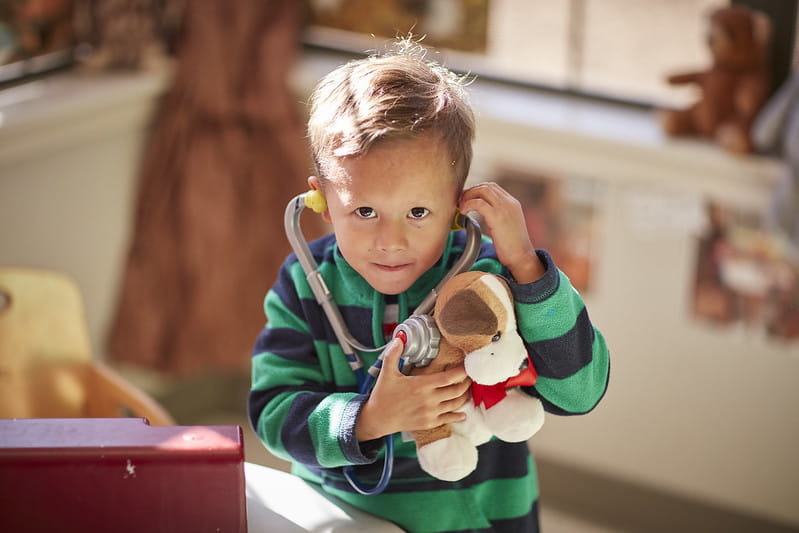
[
  {"xmin": 657, "ymin": 5, "xmax": 772, "ymax": 154},
  {"xmin": 403, "ymin": 270, "xmax": 545, "ymax": 482}
]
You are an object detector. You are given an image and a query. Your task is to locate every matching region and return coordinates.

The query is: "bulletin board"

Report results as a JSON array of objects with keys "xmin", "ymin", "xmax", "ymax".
[
  {"xmin": 492, "ymin": 166, "xmax": 605, "ymax": 294},
  {"xmin": 692, "ymin": 200, "xmax": 799, "ymax": 343}
]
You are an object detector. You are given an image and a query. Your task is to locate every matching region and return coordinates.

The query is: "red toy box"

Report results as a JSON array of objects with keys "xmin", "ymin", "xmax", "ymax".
[{"xmin": 0, "ymin": 418, "xmax": 247, "ymax": 532}]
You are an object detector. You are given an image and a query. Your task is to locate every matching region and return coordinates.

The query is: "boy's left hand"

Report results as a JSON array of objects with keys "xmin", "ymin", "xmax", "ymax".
[{"xmin": 460, "ymin": 182, "xmax": 545, "ymax": 283}]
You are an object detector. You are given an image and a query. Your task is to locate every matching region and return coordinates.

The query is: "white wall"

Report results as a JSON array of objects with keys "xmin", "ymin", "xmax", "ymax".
[
  {"xmin": 0, "ymin": 71, "xmax": 167, "ymax": 359},
  {"xmin": 2, "ymin": 54, "xmax": 797, "ymax": 527}
]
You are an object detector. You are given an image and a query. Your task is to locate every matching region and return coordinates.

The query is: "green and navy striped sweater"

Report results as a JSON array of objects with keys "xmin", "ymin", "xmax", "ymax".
[{"xmin": 249, "ymin": 230, "xmax": 610, "ymax": 533}]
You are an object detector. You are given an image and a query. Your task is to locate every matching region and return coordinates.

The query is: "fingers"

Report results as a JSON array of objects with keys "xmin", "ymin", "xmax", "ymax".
[
  {"xmin": 441, "ymin": 386, "xmax": 472, "ymax": 412},
  {"xmin": 431, "ymin": 387, "xmax": 472, "ymax": 426},
  {"xmin": 460, "ymin": 182, "xmax": 519, "ymax": 211},
  {"xmin": 429, "ymin": 370, "xmax": 471, "ymax": 413},
  {"xmin": 459, "ymin": 182, "xmax": 524, "ymax": 236},
  {"xmin": 425, "ymin": 359, "xmax": 469, "ymax": 383},
  {"xmin": 437, "ymin": 410, "xmax": 468, "ymax": 426},
  {"xmin": 404, "ymin": 368, "xmax": 471, "ymax": 427},
  {"xmin": 411, "ymin": 386, "xmax": 470, "ymax": 430},
  {"xmin": 459, "ymin": 182, "xmax": 541, "ymax": 282},
  {"xmin": 369, "ymin": 340, "xmax": 473, "ymax": 432},
  {"xmin": 441, "ymin": 371, "xmax": 472, "ymax": 396},
  {"xmin": 380, "ymin": 337, "xmax": 405, "ymax": 375}
]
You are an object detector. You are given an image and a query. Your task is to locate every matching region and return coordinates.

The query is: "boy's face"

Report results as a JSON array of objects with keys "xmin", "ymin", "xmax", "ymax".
[{"xmin": 311, "ymin": 133, "xmax": 459, "ymax": 295}]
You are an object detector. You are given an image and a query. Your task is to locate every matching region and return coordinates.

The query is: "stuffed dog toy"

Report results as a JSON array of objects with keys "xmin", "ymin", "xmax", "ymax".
[{"xmin": 406, "ymin": 271, "xmax": 545, "ymax": 482}]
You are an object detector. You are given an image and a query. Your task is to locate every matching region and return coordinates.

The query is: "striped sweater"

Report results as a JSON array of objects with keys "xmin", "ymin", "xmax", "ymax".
[{"xmin": 248, "ymin": 230, "xmax": 610, "ymax": 533}]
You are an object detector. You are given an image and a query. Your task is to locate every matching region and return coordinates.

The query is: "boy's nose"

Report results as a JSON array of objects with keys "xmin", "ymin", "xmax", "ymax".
[{"xmin": 376, "ymin": 219, "xmax": 408, "ymax": 251}]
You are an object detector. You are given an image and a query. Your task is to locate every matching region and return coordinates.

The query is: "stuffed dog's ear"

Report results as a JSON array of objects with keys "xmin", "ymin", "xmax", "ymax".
[
  {"xmin": 436, "ymin": 273, "xmax": 512, "ymax": 353},
  {"xmin": 438, "ymin": 289, "xmax": 497, "ymax": 338}
]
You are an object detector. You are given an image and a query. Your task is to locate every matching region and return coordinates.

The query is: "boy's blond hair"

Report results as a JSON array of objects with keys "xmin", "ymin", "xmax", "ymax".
[{"xmin": 308, "ymin": 40, "xmax": 475, "ymax": 191}]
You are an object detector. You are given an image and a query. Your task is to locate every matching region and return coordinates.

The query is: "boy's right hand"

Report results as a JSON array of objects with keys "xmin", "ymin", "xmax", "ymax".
[{"xmin": 355, "ymin": 338, "xmax": 472, "ymax": 442}]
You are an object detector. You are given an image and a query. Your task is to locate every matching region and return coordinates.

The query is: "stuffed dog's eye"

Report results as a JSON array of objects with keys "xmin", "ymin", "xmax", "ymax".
[{"xmin": 491, "ymin": 332, "xmax": 501, "ymax": 342}]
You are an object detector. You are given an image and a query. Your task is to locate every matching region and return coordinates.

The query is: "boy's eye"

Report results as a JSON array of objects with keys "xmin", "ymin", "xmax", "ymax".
[
  {"xmin": 408, "ymin": 207, "xmax": 430, "ymax": 220},
  {"xmin": 355, "ymin": 207, "xmax": 376, "ymax": 219}
]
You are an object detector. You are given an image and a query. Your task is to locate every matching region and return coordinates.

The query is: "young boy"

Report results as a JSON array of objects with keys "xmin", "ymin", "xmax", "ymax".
[{"xmin": 249, "ymin": 41, "xmax": 610, "ymax": 532}]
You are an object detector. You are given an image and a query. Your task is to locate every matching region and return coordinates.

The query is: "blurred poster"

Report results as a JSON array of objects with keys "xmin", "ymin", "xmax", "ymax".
[
  {"xmin": 305, "ymin": 0, "xmax": 489, "ymax": 53},
  {"xmin": 693, "ymin": 201, "xmax": 799, "ymax": 343},
  {"xmin": 493, "ymin": 168, "xmax": 603, "ymax": 293}
]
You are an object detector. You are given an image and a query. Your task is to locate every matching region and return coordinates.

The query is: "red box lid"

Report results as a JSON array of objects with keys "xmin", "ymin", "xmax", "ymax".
[{"xmin": 0, "ymin": 417, "xmax": 244, "ymax": 461}]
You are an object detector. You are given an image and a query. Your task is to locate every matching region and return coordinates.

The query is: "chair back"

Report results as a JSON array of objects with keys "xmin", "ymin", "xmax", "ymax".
[
  {"xmin": 0, "ymin": 268, "xmax": 92, "ymax": 419},
  {"xmin": 0, "ymin": 267, "xmax": 175, "ymax": 425}
]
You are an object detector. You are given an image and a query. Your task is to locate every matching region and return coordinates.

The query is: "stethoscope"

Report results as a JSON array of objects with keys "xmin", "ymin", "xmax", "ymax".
[{"xmin": 284, "ymin": 191, "xmax": 482, "ymax": 494}]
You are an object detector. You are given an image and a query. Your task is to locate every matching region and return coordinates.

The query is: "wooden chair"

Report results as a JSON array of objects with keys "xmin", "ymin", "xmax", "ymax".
[{"xmin": 0, "ymin": 267, "xmax": 175, "ymax": 425}]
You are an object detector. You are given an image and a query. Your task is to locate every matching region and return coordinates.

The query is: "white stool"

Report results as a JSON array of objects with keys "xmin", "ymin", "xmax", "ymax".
[{"xmin": 245, "ymin": 462, "xmax": 404, "ymax": 532}]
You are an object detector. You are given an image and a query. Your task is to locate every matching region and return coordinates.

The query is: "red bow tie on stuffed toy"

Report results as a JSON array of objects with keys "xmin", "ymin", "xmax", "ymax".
[{"xmin": 471, "ymin": 355, "xmax": 538, "ymax": 409}]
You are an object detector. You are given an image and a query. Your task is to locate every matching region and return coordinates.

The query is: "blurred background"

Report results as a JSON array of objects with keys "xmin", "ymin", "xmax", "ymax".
[{"xmin": 1, "ymin": 1, "xmax": 798, "ymax": 531}]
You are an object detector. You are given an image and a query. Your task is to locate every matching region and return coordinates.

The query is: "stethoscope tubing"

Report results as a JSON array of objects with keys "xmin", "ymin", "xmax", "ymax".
[{"xmin": 284, "ymin": 192, "xmax": 482, "ymax": 494}]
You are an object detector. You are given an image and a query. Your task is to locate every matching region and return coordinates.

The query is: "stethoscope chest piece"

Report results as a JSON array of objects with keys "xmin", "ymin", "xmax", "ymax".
[{"xmin": 393, "ymin": 314, "xmax": 441, "ymax": 372}]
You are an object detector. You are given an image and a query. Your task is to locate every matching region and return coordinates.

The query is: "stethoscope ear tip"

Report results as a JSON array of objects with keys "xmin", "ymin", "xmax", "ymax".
[
  {"xmin": 451, "ymin": 209, "xmax": 465, "ymax": 230},
  {"xmin": 304, "ymin": 189, "xmax": 328, "ymax": 213}
]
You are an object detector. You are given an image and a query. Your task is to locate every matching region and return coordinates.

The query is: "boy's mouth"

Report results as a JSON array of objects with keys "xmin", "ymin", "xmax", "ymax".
[{"xmin": 373, "ymin": 263, "xmax": 410, "ymax": 272}]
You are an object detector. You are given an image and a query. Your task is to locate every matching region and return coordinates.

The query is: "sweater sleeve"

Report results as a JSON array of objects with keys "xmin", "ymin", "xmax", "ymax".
[
  {"xmin": 508, "ymin": 250, "xmax": 610, "ymax": 415},
  {"xmin": 247, "ymin": 260, "xmax": 381, "ymax": 469}
]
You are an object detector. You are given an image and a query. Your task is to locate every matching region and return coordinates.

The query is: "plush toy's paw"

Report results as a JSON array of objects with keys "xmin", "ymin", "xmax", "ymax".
[
  {"xmin": 417, "ymin": 434, "xmax": 478, "ymax": 482},
  {"xmin": 454, "ymin": 400, "xmax": 492, "ymax": 446},
  {"xmin": 482, "ymin": 389, "xmax": 545, "ymax": 442}
]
